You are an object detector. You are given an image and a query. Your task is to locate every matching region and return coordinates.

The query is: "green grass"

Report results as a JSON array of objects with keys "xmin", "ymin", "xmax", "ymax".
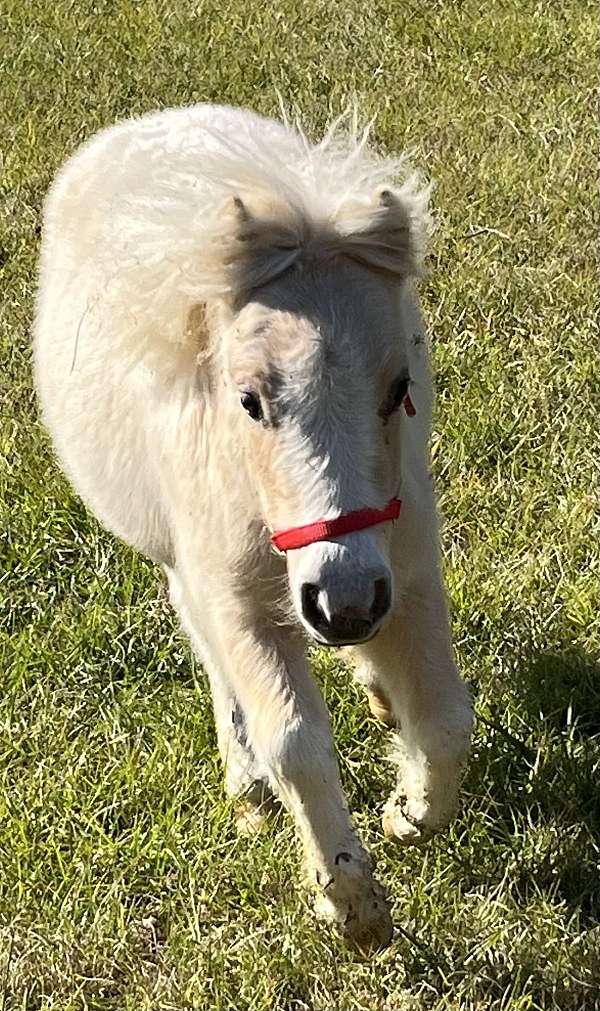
[{"xmin": 1, "ymin": 1, "xmax": 598, "ymax": 1008}]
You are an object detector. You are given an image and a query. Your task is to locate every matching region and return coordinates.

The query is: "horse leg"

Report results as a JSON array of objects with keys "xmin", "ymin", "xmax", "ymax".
[
  {"xmin": 351, "ymin": 578, "xmax": 473, "ymax": 844},
  {"xmin": 165, "ymin": 565, "xmax": 274, "ymax": 832},
  {"xmin": 174, "ymin": 568, "xmax": 393, "ymax": 950}
]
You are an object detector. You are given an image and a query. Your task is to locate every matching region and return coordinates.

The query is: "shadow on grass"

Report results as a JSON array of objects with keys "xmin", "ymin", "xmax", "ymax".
[{"xmin": 463, "ymin": 643, "xmax": 600, "ymax": 923}]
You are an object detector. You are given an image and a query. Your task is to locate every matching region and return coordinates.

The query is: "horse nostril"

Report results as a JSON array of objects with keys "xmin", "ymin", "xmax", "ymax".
[
  {"xmin": 301, "ymin": 583, "xmax": 322, "ymax": 629},
  {"xmin": 371, "ymin": 577, "xmax": 391, "ymax": 624}
]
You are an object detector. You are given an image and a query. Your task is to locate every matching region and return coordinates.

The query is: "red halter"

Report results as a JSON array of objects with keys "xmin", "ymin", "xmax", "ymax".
[
  {"xmin": 270, "ymin": 392, "xmax": 414, "ymax": 553},
  {"xmin": 271, "ymin": 497, "xmax": 401, "ymax": 552}
]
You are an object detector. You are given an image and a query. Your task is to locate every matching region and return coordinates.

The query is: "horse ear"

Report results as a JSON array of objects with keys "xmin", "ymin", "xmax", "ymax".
[
  {"xmin": 225, "ymin": 193, "xmax": 287, "ymax": 242},
  {"xmin": 231, "ymin": 195, "xmax": 250, "ymax": 222},
  {"xmin": 216, "ymin": 193, "xmax": 303, "ymax": 297},
  {"xmin": 222, "ymin": 194, "xmax": 264, "ymax": 250},
  {"xmin": 223, "ymin": 194, "xmax": 252, "ymax": 233},
  {"xmin": 334, "ymin": 184, "xmax": 429, "ymax": 278},
  {"xmin": 378, "ymin": 188, "xmax": 396, "ymax": 208}
]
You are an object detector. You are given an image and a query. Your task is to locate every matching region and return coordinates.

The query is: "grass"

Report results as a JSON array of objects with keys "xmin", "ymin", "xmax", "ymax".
[{"xmin": 0, "ymin": 0, "xmax": 598, "ymax": 1008}]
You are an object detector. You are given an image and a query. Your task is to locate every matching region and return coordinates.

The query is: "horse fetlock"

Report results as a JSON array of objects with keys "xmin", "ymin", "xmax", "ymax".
[
  {"xmin": 312, "ymin": 851, "xmax": 393, "ymax": 951},
  {"xmin": 231, "ymin": 778, "xmax": 276, "ymax": 834},
  {"xmin": 382, "ymin": 790, "xmax": 436, "ymax": 844},
  {"xmin": 222, "ymin": 717, "xmax": 270, "ymax": 800},
  {"xmin": 384, "ymin": 739, "xmax": 466, "ymax": 845}
]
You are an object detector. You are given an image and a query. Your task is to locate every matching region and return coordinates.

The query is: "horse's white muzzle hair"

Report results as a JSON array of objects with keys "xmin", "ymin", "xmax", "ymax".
[{"xmin": 287, "ymin": 531, "xmax": 393, "ymax": 645}]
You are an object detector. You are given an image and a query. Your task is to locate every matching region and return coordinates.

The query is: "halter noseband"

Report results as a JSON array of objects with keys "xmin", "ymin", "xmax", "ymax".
[{"xmin": 270, "ymin": 392, "xmax": 415, "ymax": 553}]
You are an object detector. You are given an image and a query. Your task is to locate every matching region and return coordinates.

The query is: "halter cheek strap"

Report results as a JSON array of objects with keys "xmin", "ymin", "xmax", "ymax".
[{"xmin": 270, "ymin": 393, "xmax": 415, "ymax": 553}]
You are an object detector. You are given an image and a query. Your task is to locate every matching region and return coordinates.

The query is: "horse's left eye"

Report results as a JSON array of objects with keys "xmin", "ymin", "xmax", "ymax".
[
  {"xmin": 390, "ymin": 375, "xmax": 410, "ymax": 409},
  {"xmin": 380, "ymin": 375, "xmax": 410, "ymax": 420}
]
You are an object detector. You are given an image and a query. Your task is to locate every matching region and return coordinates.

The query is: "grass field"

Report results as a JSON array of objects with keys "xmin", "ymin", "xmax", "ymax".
[{"xmin": 1, "ymin": 1, "xmax": 598, "ymax": 1008}]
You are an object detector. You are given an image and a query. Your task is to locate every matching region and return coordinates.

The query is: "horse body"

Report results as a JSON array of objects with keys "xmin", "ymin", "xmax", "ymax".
[{"xmin": 34, "ymin": 104, "xmax": 472, "ymax": 950}]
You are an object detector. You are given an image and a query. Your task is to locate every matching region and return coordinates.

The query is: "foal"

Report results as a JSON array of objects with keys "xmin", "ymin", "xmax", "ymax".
[{"xmin": 34, "ymin": 104, "xmax": 473, "ymax": 949}]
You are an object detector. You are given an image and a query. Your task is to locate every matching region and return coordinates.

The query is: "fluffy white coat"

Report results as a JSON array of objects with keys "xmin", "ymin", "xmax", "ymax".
[{"xmin": 34, "ymin": 104, "xmax": 473, "ymax": 951}]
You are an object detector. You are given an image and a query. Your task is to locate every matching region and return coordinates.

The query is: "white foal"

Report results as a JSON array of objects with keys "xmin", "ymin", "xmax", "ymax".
[{"xmin": 34, "ymin": 104, "xmax": 473, "ymax": 950}]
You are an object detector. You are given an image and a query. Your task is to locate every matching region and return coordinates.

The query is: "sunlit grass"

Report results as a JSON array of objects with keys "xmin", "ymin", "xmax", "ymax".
[{"xmin": 1, "ymin": 1, "xmax": 597, "ymax": 1008}]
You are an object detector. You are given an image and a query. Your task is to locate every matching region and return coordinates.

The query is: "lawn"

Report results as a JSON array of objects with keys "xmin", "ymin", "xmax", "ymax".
[{"xmin": 0, "ymin": 1, "xmax": 598, "ymax": 1008}]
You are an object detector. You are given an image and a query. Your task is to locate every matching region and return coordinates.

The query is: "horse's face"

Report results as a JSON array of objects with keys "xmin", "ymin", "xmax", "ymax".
[{"xmin": 224, "ymin": 260, "xmax": 415, "ymax": 645}]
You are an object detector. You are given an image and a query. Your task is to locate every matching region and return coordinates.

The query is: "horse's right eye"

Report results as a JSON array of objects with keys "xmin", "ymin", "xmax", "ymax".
[{"xmin": 240, "ymin": 389, "xmax": 263, "ymax": 422}]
